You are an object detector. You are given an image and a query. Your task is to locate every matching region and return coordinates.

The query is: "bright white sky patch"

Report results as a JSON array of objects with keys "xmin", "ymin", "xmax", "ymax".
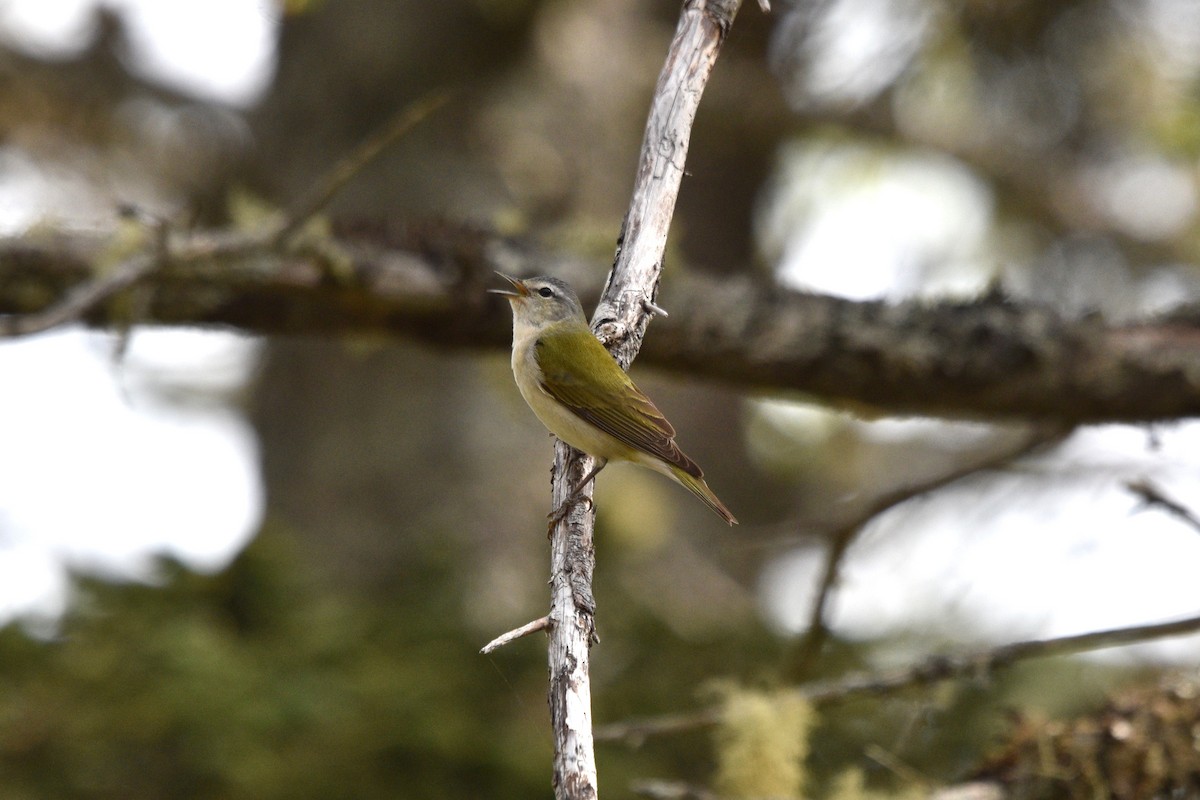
[
  {"xmin": 0, "ymin": 0, "xmax": 95, "ymax": 55},
  {"xmin": 0, "ymin": 2, "xmax": 274, "ymax": 626},
  {"xmin": 0, "ymin": 330, "xmax": 263, "ymax": 625},
  {"xmin": 755, "ymin": 137, "xmax": 1200, "ymax": 661},
  {"xmin": 771, "ymin": 0, "xmax": 931, "ymax": 107},
  {"xmin": 0, "ymin": 0, "xmax": 278, "ymax": 105},
  {"xmin": 760, "ymin": 423, "xmax": 1200, "ymax": 662},
  {"xmin": 1082, "ymin": 154, "xmax": 1198, "ymax": 241},
  {"xmin": 760, "ymin": 141, "xmax": 995, "ymax": 300}
]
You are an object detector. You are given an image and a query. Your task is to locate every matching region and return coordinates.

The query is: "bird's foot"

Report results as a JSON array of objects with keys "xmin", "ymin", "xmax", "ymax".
[{"xmin": 545, "ymin": 493, "xmax": 594, "ymax": 537}]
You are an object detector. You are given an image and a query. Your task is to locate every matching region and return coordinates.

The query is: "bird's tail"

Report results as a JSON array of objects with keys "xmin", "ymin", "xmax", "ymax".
[{"xmin": 670, "ymin": 466, "xmax": 738, "ymax": 526}]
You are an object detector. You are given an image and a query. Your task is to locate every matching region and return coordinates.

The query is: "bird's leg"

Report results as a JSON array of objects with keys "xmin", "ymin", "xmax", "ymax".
[{"xmin": 547, "ymin": 458, "xmax": 606, "ymax": 533}]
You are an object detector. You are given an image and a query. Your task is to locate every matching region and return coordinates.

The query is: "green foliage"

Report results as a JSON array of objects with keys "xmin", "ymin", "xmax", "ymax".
[
  {"xmin": 0, "ymin": 523, "xmax": 552, "ymax": 800},
  {"xmin": 0, "ymin": 514, "xmax": 790, "ymax": 800},
  {"xmin": 0, "ymin": 433, "xmax": 1174, "ymax": 800}
]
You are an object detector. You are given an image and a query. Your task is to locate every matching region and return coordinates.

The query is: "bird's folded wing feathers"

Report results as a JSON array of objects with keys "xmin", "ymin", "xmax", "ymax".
[{"xmin": 534, "ymin": 333, "xmax": 703, "ymax": 479}]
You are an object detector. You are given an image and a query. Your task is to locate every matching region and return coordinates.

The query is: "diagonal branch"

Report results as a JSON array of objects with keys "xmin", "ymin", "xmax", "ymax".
[
  {"xmin": 785, "ymin": 425, "xmax": 1068, "ymax": 679},
  {"xmin": 595, "ymin": 611, "xmax": 1200, "ymax": 745},
  {"xmin": 0, "ymin": 251, "xmax": 158, "ymax": 337},
  {"xmin": 272, "ymin": 90, "xmax": 451, "ymax": 246},
  {"xmin": 480, "ymin": 616, "xmax": 552, "ymax": 655},
  {"xmin": 1126, "ymin": 479, "xmax": 1200, "ymax": 535}
]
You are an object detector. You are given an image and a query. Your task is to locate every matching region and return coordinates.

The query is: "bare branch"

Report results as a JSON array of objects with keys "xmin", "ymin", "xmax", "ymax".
[
  {"xmin": 596, "ymin": 709, "xmax": 723, "ymax": 748},
  {"xmin": 546, "ymin": 438, "xmax": 601, "ymax": 800},
  {"xmin": 3, "ymin": 226, "xmax": 1200, "ymax": 422},
  {"xmin": 0, "ymin": 251, "xmax": 157, "ymax": 337},
  {"xmin": 784, "ymin": 524, "xmax": 858, "ymax": 680},
  {"xmin": 0, "ymin": 90, "xmax": 446, "ymax": 339},
  {"xmin": 480, "ymin": 616, "xmax": 551, "ymax": 654},
  {"xmin": 806, "ymin": 613, "xmax": 1200, "ymax": 701},
  {"xmin": 1127, "ymin": 479, "xmax": 1200, "ymax": 535},
  {"xmin": 651, "ymin": 278, "xmax": 1200, "ymax": 423},
  {"xmin": 545, "ymin": 2, "xmax": 748, "ymax": 796},
  {"xmin": 786, "ymin": 426, "xmax": 1068, "ymax": 678},
  {"xmin": 631, "ymin": 780, "xmax": 718, "ymax": 799},
  {"xmin": 272, "ymin": 90, "xmax": 451, "ymax": 246},
  {"xmin": 595, "ymin": 612, "xmax": 1200, "ymax": 745}
]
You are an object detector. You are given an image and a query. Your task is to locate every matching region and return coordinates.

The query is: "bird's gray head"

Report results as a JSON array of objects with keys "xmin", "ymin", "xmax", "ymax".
[{"xmin": 489, "ymin": 273, "xmax": 586, "ymax": 327}]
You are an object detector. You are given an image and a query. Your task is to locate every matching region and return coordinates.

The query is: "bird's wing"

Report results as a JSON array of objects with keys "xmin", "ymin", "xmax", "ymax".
[{"xmin": 535, "ymin": 331, "xmax": 702, "ymax": 478}]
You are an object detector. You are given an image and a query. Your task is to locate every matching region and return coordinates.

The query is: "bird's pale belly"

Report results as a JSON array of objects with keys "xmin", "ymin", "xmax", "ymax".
[{"xmin": 511, "ymin": 344, "xmax": 635, "ymax": 464}]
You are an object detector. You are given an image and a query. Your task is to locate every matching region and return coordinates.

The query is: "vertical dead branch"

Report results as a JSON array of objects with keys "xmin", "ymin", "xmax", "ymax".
[{"xmin": 546, "ymin": 2, "xmax": 748, "ymax": 797}]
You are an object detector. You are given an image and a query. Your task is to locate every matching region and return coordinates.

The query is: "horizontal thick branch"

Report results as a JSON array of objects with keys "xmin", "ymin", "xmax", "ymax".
[{"xmin": 1, "ymin": 222, "xmax": 1198, "ymax": 423}]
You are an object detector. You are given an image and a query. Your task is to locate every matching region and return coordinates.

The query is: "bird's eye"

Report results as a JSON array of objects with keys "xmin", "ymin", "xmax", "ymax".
[{"xmin": 538, "ymin": 287, "xmax": 554, "ymax": 298}]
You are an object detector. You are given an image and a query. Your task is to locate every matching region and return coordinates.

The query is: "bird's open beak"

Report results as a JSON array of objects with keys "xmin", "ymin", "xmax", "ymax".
[{"xmin": 488, "ymin": 272, "xmax": 529, "ymax": 299}]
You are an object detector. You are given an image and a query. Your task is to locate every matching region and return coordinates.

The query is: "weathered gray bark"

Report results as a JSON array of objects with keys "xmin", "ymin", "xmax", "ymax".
[
  {"xmin": 544, "ymin": 2, "xmax": 747, "ymax": 797},
  {"xmin": 3, "ymin": 226, "xmax": 1198, "ymax": 423}
]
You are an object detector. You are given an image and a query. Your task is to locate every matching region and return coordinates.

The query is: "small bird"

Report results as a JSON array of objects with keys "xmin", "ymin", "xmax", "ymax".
[{"xmin": 490, "ymin": 273, "xmax": 737, "ymax": 525}]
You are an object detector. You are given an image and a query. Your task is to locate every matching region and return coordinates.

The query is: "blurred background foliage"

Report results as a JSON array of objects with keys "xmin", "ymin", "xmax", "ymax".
[{"xmin": 2, "ymin": 0, "xmax": 1200, "ymax": 797}]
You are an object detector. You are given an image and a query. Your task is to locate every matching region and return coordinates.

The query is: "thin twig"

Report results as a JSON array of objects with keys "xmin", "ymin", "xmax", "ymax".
[
  {"xmin": 864, "ymin": 743, "xmax": 930, "ymax": 788},
  {"xmin": 595, "ymin": 611, "xmax": 1200, "ymax": 745},
  {"xmin": 1127, "ymin": 479, "xmax": 1200, "ymax": 535},
  {"xmin": 787, "ymin": 426, "xmax": 1068, "ymax": 679},
  {"xmin": 0, "ymin": 252, "xmax": 157, "ymax": 338},
  {"xmin": 273, "ymin": 89, "xmax": 452, "ymax": 246},
  {"xmin": 631, "ymin": 779, "xmax": 719, "ymax": 799},
  {"xmin": 786, "ymin": 524, "xmax": 859, "ymax": 680},
  {"xmin": 0, "ymin": 91, "xmax": 449, "ymax": 338},
  {"xmin": 597, "ymin": 709, "xmax": 723, "ymax": 747},
  {"xmin": 2, "ymin": 86, "xmax": 449, "ymax": 339},
  {"xmin": 804, "ymin": 612, "xmax": 1200, "ymax": 702},
  {"xmin": 480, "ymin": 616, "xmax": 552, "ymax": 654},
  {"xmin": 111, "ymin": 210, "xmax": 171, "ymax": 362}
]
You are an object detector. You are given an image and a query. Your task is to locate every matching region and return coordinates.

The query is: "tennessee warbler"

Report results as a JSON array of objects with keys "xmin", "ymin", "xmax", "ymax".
[{"xmin": 491, "ymin": 273, "xmax": 736, "ymax": 525}]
